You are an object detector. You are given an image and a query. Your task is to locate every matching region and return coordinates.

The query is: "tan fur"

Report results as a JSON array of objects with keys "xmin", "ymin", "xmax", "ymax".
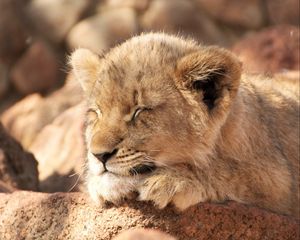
[{"xmin": 70, "ymin": 33, "xmax": 299, "ymax": 217}]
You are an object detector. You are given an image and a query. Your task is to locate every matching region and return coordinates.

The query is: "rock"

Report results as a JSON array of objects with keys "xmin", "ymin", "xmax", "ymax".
[
  {"xmin": 67, "ymin": 8, "xmax": 139, "ymax": 54},
  {"xmin": 141, "ymin": 0, "xmax": 227, "ymax": 46},
  {"xmin": 1, "ymin": 94, "xmax": 50, "ymax": 147},
  {"xmin": 0, "ymin": 191, "xmax": 298, "ymax": 240},
  {"xmin": 29, "ymin": 103, "xmax": 86, "ymax": 192},
  {"xmin": 113, "ymin": 228, "xmax": 176, "ymax": 240},
  {"xmin": 0, "ymin": 93, "xmax": 21, "ymax": 117},
  {"xmin": 273, "ymin": 71, "xmax": 300, "ymax": 81},
  {"xmin": 266, "ymin": 0, "xmax": 299, "ymax": 25},
  {"xmin": 195, "ymin": 0, "xmax": 265, "ymax": 29},
  {"xmin": 0, "ymin": 180, "xmax": 15, "ymax": 193},
  {"xmin": 0, "ymin": 63, "xmax": 9, "ymax": 99},
  {"xmin": 232, "ymin": 25, "xmax": 300, "ymax": 74},
  {"xmin": 0, "ymin": 0, "xmax": 29, "ymax": 65},
  {"xmin": 0, "ymin": 123, "xmax": 38, "ymax": 191},
  {"xmin": 1, "ymin": 75, "xmax": 84, "ymax": 192},
  {"xmin": 1, "ymin": 74, "xmax": 83, "ymax": 148},
  {"xmin": 27, "ymin": 0, "xmax": 90, "ymax": 43},
  {"xmin": 104, "ymin": 0, "xmax": 150, "ymax": 12},
  {"xmin": 10, "ymin": 41, "xmax": 61, "ymax": 95}
]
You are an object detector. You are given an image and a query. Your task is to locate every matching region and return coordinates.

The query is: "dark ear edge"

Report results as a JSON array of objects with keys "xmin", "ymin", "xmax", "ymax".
[
  {"xmin": 191, "ymin": 68, "xmax": 227, "ymax": 110},
  {"xmin": 175, "ymin": 47, "xmax": 242, "ymax": 110}
]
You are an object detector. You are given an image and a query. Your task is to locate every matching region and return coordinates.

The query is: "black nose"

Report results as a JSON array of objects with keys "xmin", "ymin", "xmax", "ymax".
[{"xmin": 93, "ymin": 149, "xmax": 118, "ymax": 164}]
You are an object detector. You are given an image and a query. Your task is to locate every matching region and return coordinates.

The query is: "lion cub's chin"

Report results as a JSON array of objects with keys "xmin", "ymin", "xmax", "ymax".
[{"xmin": 87, "ymin": 172, "xmax": 140, "ymax": 206}]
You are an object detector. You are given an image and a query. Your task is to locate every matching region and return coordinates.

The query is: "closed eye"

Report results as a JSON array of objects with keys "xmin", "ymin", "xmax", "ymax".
[
  {"xmin": 132, "ymin": 108, "xmax": 143, "ymax": 121},
  {"xmin": 87, "ymin": 108, "xmax": 102, "ymax": 125},
  {"xmin": 131, "ymin": 107, "xmax": 152, "ymax": 121},
  {"xmin": 87, "ymin": 108, "xmax": 102, "ymax": 117}
]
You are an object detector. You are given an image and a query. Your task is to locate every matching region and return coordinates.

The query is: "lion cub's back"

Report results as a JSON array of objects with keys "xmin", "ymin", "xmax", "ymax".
[
  {"xmin": 244, "ymin": 71, "xmax": 299, "ymax": 101},
  {"xmin": 271, "ymin": 71, "xmax": 300, "ymax": 99},
  {"xmin": 245, "ymin": 72, "xmax": 299, "ymax": 215}
]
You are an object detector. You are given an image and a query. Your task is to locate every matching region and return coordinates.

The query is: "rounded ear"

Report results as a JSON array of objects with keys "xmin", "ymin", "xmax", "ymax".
[
  {"xmin": 175, "ymin": 47, "xmax": 242, "ymax": 110},
  {"xmin": 69, "ymin": 48, "xmax": 102, "ymax": 93}
]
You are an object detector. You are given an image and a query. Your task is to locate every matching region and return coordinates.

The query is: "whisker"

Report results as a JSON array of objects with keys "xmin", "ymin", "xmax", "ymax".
[
  {"xmin": 68, "ymin": 173, "xmax": 78, "ymax": 177},
  {"xmin": 67, "ymin": 172, "xmax": 83, "ymax": 192},
  {"xmin": 146, "ymin": 149, "xmax": 161, "ymax": 152}
]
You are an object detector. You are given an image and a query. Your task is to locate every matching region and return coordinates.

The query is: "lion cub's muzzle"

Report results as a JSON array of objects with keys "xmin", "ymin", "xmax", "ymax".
[{"xmin": 92, "ymin": 148, "xmax": 156, "ymax": 176}]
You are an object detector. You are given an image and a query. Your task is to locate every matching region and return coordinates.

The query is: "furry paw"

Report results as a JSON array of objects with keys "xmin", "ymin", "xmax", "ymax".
[
  {"xmin": 137, "ymin": 168, "xmax": 203, "ymax": 210},
  {"xmin": 138, "ymin": 172, "xmax": 175, "ymax": 208}
]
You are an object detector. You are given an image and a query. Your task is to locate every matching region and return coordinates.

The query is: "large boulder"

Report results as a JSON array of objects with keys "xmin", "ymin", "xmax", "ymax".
[
  {"xmin": 0, "ymin": 191, "xmax": 298, "ymax": 240},
  {"xmin": 0, "ymin": 0, "xmax": 29, "ymax": 65},
  {"xmin": 29, "ymin": 103, "xmax": 86, "ymax": 192},
  {"xmin": 10, "ymin": 41, "xmax": 62, "ymax": 95},
  {"xmin": 266, "ymin": 0, "xmax": 299, "ymax": 25},
  {"xmin": 67, "ymin": 8, "xmax": 139, "ymax": 54},
  {"xmin": 141, "ymin": 0, "xmax": 228, "ymax": 46},
  {"xmin": 113, "ymin": 228, "xmax": 176, "ymax": 240},
  {"xmin": 26, "ymin": 0, "xmax": 90, "ymax": 43},
  {"xmin": 0, "ymin": 63, "xmax": 9, "ymax": 100},
  {"xmin": 195, "ymin": 0, "xmax": 265, "ymax": 29},
  {"xmin": 0, "ymin": 123, "xmax": 38, "ymax": 191},
  {"xmin": 232, "ymin": 25, "xmax": 300, "ymax": 74},
  {"xmin": 1, "ymin": 74, "xmax": 82, "ymax": 148},
  {"xmin": 1, "ymin": 74, "xmax": 84, "ymax": 192},
  {"xmin": 104, "ymin": 0, "xmax": 150, "ymax": 12},
  {"xmin": 0, "ymin": 180, "xmax": 15, "ymax": 193}
]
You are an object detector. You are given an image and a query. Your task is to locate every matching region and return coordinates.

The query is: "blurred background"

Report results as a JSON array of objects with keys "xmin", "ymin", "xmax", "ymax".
[{"xmin": 0, "ymin": 0, "xmax": 299, "ymax": 193}]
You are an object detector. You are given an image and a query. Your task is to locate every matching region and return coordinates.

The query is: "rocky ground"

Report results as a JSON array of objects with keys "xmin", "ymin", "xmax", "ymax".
[
  {"xmin": 1, "ymin": 192, "xmax": 299, "ymax": 240},
  {"xmin": 0, "ymin": 0, "xmax": 299, "ymax": 239}
]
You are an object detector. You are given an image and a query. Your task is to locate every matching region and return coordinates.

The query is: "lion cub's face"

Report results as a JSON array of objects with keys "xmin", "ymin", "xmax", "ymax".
[{"xmin": 71, "ymin": 33, "xmax": 241, "ymax": 185}]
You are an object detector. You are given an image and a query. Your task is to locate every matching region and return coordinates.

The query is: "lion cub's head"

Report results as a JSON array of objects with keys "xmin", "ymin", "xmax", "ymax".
[{"xmin": 70, "ymin": 33, "xmax": 241, "ymax": 183}]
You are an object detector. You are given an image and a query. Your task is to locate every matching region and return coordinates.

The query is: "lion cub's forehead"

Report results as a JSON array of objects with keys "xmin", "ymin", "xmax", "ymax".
[
  {"xmin": 104, "ymin": 33, "xmax": 198, "ymax": 75},
  {"xmin": 90, "ymin": 74, "xmax": 173, "ymax": 115},
  {"xmin": 90, "ymin": 34, "xmax": 198, "ymax": 111}
]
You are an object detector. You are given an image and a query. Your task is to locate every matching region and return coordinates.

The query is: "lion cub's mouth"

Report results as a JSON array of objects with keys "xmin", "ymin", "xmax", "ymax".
[{"xmin": 129, "ymin": 163, "xmax": 156, "ymax": 175}]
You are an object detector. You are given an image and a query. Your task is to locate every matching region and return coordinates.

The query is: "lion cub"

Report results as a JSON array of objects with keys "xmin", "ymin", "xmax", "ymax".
[{"xmin": 70, "ymin": 33, "xmax": 299, "ymax": 217}]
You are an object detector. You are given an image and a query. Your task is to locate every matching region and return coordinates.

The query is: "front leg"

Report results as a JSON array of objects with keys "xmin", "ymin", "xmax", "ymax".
[{"xmin": 137, "ymin": 166, "xmax": 209, "ymax": 210}]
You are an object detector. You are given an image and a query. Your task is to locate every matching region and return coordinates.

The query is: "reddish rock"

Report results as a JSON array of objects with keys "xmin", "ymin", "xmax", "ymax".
[
  {"xmin": 67, "ymin": 8, "xmax": 139, "ymax": 54},
  {"xmin": 195, "ymin": 0, "xmax": 265, "ymax": 29},
  {"xmin": 0, "ymin": 123, "xmax": 38, "ymax": 191},
  {"xmin": 0, "ymin": 0, "xmax": 29, "ymax": 65},
  {"xmin": 141, "ymin": 0, "xmax": 227, "ymax": 46},
  {"xmin": 0, "ymin": 63, "xmax": 9, "ymax": 99},
  {"xmin": 0, "ymin": 180, "xmax": 16, "ymax": 193},
  {"xmin": 273, "ymin": 71, "xmax": 300, "ymax": 82},
  {"xmin": 105, "ymin": 0, "xmax": 150, "ymax": 12},
  {"xmin": 232, "ymin": 25, "xmax": 300, "ymax": 74},
  {"xmin": 27, "ymin": 0, "xmax": 90, "ymax": 43},
  {"xmin": 10, "ymin": 41, "xmax": 61, "ymax": 95},
  {"xmin": 1, "ymin": 75, "xmax": 84, "ymax": 192},
  {"xmin": 266, "ymin": 0, "xmax": 299, "ymax": 25},
  {"xmin": 113, "ymin": 228, "xmax": 176, "ymax": 240},
  {"xmin": 0, "ymin": 191, "xmax": 298, "ymax": 240},
  {"xmin": 29, "ymin": 103, "xmax": 86, "ymax": 192},
  {"xmin": 1, "ymin": 74, "xmax": 82, "ymax": 148}
]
